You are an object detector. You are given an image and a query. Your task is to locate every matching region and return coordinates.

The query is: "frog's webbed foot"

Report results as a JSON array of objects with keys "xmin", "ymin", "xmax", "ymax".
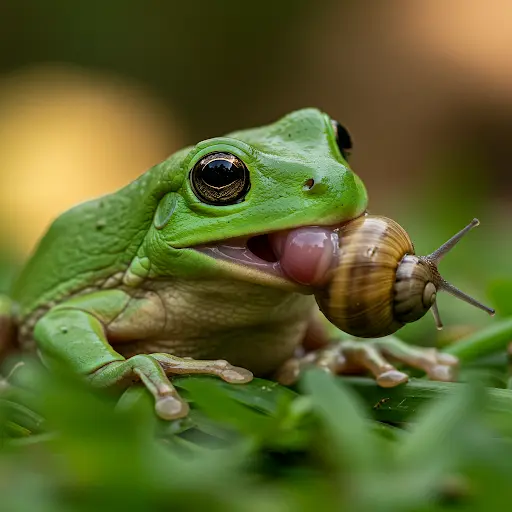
[
  {"xmin": 89, "ymin": 354, "xmax": 253, "ymax": 420},
  {"xmin": 276, "ymin": 338, "xmax": 459, "ymax": 387}
]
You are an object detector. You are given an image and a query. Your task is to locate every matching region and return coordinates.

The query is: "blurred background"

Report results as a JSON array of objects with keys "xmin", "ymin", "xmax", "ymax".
[{"xmin": 0, "ymin": 0, "xmax": 510, "ymax": 341}]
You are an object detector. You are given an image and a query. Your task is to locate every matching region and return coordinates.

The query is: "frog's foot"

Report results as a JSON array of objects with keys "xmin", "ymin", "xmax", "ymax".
[
  {"xmin": 276, "ymin": 338, "xmax": 459, "ymax": 387},
  {"xmin": 89, "ymin": 354, "xmax": 253, "ymax": 420}
]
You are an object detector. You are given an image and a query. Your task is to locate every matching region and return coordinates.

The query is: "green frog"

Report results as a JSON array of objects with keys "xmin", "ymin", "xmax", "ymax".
[{"xmin": 0, "ymin": 109, "xmax": 488, "ymax": 420}]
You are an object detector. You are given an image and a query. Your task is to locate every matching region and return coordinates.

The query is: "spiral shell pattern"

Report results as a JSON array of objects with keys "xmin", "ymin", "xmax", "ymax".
[{"xmin": 317, "ymin": 215, "xmax": 415, "ymax": 338}]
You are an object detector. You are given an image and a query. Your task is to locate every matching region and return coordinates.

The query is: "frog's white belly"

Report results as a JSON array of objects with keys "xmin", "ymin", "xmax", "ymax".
[{"xmin": 112, "ymin": 279, "xmax": 315, "ymax": 376}]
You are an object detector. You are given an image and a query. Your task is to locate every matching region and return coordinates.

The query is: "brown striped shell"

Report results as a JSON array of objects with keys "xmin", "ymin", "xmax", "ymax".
[{"xmin": 316, "ymin": 215, "xmax": 438, "ymax": 338}]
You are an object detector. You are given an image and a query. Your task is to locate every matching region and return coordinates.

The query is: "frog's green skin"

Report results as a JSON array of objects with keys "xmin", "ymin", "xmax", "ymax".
[{"xmin": 0, "ymin": 109, "xmax": 451, "ymax": 420}]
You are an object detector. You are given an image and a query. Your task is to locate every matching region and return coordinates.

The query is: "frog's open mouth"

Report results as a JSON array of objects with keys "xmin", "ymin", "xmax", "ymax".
[
  {"xmin": 247, "ymin": 235, "xmax": 279, "ymax": 263},
  {"xmin": 193, "ymin": 226, "xmax": 341, "ymax": 286},
  {"xmin": 193, "ymin": 234, "xmax": 281, "ymax": 274}
]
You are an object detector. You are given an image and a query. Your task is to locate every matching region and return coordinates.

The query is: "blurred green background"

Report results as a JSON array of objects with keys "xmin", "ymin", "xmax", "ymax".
[{"xmin": 0, "ymin": 1, "xmax": 511, "ymax": 338}]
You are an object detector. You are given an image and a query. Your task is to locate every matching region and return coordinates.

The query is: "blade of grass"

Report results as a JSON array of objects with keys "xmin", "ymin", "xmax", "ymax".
[
  {"xmin": 342, "ymin": 377, "xmax": 512, "ymax": 425},
  {"xmin": 443, "ymin": 318, "xmax": 512, "ymax": 361}
]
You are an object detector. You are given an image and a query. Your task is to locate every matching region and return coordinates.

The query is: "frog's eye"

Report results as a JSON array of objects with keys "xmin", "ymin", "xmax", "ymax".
[
  {"xmin": 331, "ymin": 120, "xmax": 352, "ymax": 161},
  {"xmin": 190, "ymin": 152, "xmax": 250, "ymax": 205}
]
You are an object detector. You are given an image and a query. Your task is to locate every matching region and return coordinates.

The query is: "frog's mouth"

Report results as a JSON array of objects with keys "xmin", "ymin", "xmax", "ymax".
[{"xmin": 193, "ymin": 225, "xmax": 342, "ymax": 287}]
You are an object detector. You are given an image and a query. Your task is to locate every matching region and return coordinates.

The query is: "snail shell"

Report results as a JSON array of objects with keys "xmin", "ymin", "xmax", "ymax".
[{"xmin": 316, "ymin": 215, "xmax": 439, "ymax": 338}]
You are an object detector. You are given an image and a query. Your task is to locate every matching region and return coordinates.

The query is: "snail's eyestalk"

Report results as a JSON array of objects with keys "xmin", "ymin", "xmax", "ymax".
[
  {"xmin": 427, "ymin": 218, "xmax": 480, "ymax": 264},
  {"xmin": 438, "ymin": 279, "xmax": 495, "ymax": 316},
  {"xmin": 419, "ymin": 218, "xmax": 495, "ymax": 321},
  {"xmin": 431, "ymin": 301, "xmax": 443, "ymax": 330}
]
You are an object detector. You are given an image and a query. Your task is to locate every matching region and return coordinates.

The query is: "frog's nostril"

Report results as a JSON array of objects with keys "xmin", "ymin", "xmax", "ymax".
[{"xmin": 303, "ymin": 178, "xmax": 315, "ymax": 190}]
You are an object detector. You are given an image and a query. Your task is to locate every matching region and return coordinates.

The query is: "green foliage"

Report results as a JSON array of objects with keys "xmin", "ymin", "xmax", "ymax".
[{"xmin": 3, "ymin": 355, "xmax": 512, "ymax": 511}]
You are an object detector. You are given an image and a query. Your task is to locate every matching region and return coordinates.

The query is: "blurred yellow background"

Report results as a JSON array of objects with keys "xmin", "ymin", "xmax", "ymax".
[{"xmin": 0, "ymin": 0, "xmax": 510, "ymax": 338}]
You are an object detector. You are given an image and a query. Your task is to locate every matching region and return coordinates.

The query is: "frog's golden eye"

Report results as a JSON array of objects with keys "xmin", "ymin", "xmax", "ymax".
[
  {"xmin": 190, "ymin": 152, "xmax": 250, "ymax": 205},
  {"xmin": 331, "ymin": 120, "xmax": 352, "ymax": 161}
]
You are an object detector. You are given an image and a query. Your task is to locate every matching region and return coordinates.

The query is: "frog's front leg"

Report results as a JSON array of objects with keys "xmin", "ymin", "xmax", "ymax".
[
  {"xmin": 34, "ymin": 290, "xmax": 252, "ymax": 420},
  {"xmin": 276, "ymin": 314, "xmax": 459, "ymax": 386}
]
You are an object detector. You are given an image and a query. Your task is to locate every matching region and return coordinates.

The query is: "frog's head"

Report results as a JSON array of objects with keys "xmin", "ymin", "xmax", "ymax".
[{"xmin": 150, "ymin": 108, "xmax": 368, "ymax": 290}]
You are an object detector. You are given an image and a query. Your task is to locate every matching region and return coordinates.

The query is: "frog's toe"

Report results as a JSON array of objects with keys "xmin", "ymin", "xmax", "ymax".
[
  {"xmin": 219, "ymin": 366, "xmax": 253, "ymax": 383},
  {"xmin": 155, "ymin": 395, "xmax": 189, "ymax": 420},
  {"xmin": 274, "ymin": 359, "xmax": 301, "ymax": 386},
  {"xmin": 208, "ymin": 360, "xmax": 253, "ymax": 383},
  {"xmin": 150, "ymin": 353, "xmax": 253, "ymax": 384},
  {"xmin": 375, "ymin": 369, "xmax": 409, "ymax": 388},
  {"xmin": 276, "ymin": 344, "xmax": 349, "ymax": 386}
]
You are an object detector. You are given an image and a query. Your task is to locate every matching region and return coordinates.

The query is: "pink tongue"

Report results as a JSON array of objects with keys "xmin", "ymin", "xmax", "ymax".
[{"xmin": 269, "ymin": 227, "xmax": 339, "ymax": 286}]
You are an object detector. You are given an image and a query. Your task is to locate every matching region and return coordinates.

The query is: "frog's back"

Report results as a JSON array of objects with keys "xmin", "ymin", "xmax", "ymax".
[{"xmin": 11, "ymin": 160, "xmax": 172, "ymax": 321}]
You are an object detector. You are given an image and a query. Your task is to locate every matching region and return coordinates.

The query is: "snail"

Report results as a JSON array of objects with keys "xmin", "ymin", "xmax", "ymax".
[{"xmin": 315, "ymin": 215, "xmax": 495, "ymax": 338}]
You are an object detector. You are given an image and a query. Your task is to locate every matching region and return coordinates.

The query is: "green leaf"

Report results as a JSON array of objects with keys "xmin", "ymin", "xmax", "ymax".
[
  {"xmin": 344, "ymin": 377, "xmax": 512, "ymax": 429},
  {"xmin": 179, "ymin": 376, "xmax": 273, "ymax": 439},
  {"xmin": 175, "ymin": 376, "xmax": 297, "ymax": 415},
  {"xmin": 300, "ymin": 369, "xmax": 377, "ymax": 471}
]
